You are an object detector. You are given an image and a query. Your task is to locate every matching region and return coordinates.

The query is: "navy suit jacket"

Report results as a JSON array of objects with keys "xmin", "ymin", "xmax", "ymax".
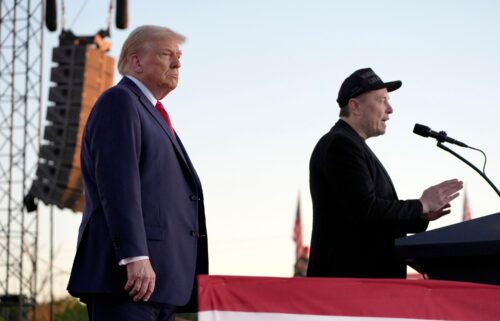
[
  {"xmin": 67, "ymin": 77, "xmax": 208, "ymax": 306},
  {"xmin": 307, "ymin": 119, "xmax": 427, "ymax": 278}
]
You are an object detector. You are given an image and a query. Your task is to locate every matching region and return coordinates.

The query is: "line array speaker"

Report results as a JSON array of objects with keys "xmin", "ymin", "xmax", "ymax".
[{"xmin": 29, "ymin": 44, "xmax": 114, "ymax": 212}]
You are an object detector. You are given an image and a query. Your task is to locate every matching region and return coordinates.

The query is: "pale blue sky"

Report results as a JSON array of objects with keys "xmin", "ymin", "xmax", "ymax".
[{"xmin": 38, "ymin": 0, "xmax": 500, "ymax": 299}]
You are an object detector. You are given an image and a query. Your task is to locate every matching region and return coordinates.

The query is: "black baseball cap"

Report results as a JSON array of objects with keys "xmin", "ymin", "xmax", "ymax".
[{"xmin": 337, "ymin": 68, "xmax": 402, "ymax": 108}]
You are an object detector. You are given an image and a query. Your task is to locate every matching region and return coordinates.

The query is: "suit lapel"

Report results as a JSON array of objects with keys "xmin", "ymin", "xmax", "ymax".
[
  {"xmin": 119, "ymin": 77, "xmax": 190, "ymax": 168},
  {"xmin": 364, "ymin": 143, "xmax": 398, "ymax": 198},
  {"xmin": 175, "ymin": 134, "xmax": 202, "ymax": 191},
  {"xmin": 141, "ymin": 96, "xmax": 190, "ymax": 165},
  {"xmin": 336, "ymin": 119, "xmax": 398, "ymax": 198}
]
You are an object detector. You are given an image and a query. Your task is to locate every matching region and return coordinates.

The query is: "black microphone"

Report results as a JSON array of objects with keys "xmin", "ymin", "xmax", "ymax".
[
  {"xmin": 413, "ymin": 123, "xmax": 468, "ymax": 147},
  {"xmin": 116, "ymin": 0, "xmax": 128, "ymax": 29}
]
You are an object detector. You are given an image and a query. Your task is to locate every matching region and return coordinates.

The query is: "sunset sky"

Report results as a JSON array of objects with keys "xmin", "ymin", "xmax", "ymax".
[{"xmin": 35, "ymin": 0, "xmax": 500, "ymax": 300}]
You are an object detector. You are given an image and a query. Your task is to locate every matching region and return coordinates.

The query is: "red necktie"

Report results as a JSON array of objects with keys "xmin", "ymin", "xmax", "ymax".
[{"xmin": 155, "ymin": 101, "xmax": 175, "ymax": 136}]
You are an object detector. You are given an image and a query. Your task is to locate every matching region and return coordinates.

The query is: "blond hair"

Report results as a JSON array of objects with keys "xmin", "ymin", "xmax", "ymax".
[{"xmin": 117, "ymin": 25, "xmax": 186, "ymax": 75}]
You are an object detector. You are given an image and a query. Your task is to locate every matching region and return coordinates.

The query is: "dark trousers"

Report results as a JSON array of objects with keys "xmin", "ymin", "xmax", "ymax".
[{"xmin": 86, "ymin": 296, "xmax": 176, "ymax": 321}]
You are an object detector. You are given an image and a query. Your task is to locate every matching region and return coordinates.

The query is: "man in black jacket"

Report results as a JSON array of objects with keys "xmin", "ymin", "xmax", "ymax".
[{"xmin": 307, "ymin": 68, "xmax": 463, "ymax": 278}]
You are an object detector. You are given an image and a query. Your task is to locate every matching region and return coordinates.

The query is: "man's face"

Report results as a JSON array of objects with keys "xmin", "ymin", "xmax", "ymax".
[
  {"xmin": 355, "ymin": 88, "xmax": 393, "ymax": 139},
  {"xmin": 137, "ymin": 37, "xmax": 182, "ymax": 99}
]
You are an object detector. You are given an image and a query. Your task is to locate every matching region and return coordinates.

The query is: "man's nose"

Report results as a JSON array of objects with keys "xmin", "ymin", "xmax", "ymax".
[
  {"xmin": 386, "ymin": 102, "xmax": 393, "ymax": 114},
  {"xmin": 171, "ymin": 56, "xmax": 181, "ymax": 68}
]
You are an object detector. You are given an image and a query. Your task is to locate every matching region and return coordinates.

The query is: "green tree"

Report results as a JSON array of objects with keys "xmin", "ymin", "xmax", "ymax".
[
  {"xmin": 33, "ymin": 297, "xmax": 87, "ymax": 321},
  {"xmin": 33, "ymin": 296, "xmax": 197, "ymax": 321},
  {"xmin": 54, "ymin": 299, "xmax": 87, "ymax": 321}
]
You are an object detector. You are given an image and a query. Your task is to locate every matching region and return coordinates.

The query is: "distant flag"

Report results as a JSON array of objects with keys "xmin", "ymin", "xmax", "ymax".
[
  {"xmin": 292, "ymin": 192, "xmax": 305, "ymax": 259},
  {"xmin": 462, "ymin": 189, "xmax": 473, "ymax": 221}
]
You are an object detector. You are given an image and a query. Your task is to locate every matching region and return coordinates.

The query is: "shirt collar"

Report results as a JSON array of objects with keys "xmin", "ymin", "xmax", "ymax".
[{"xmin": 125, "ymin": 75, "xmax": 158, "ymax": 107}]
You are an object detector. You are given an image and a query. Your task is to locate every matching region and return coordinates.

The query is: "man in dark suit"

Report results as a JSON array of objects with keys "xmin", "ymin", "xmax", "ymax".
[
  {"xmin": 307, "ymin": 68, "xmax": 462, "ymax": 279},
  {"xmin": 67, "ymin": 25, "xmax": 208, "ymax": 321}
]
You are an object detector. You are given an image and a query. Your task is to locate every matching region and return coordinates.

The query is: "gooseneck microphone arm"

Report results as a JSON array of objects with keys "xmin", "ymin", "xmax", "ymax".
[
  {"xmin": 436, "ymin": 142, "xmax": 500, "ymax": 197},
  {"xmin": 413, "ymin": 123, "xmax": 500, "ymax": 198}
]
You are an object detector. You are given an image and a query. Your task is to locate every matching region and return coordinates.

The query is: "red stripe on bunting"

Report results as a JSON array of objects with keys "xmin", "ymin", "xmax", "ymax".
[{"xmin": 198, "ymin": 275, "xmax": 500, "ymax": 321}]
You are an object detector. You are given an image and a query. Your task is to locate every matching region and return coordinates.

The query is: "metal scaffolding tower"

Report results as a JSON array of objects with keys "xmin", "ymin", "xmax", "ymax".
[{"xmin": 0, "ymin": 0, "xmax": 43, "ymax": 320}]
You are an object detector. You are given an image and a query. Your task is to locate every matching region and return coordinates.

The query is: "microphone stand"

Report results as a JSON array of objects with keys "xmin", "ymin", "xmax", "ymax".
[{"xmin": 437, "ymin": 142, "xmax": 500, "ymax": 197}]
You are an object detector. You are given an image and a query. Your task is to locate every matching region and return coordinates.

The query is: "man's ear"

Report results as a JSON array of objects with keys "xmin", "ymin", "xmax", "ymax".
[
  {"xmin": 130, "ymin": 54, "xmax": 143, "ymax": 73},
  {"xmin": 348, "ymin": 98, "xmax": 362, "ymax": 116}
]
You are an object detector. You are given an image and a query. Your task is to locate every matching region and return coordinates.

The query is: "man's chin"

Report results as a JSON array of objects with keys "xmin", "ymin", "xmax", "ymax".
[
  {"xmin": 164, "ymin": 82, "xmax": 178, "ymax": 92},
  {"xmin": 373, "ymin": 128, "xmax": 386, "ymax": 137}
]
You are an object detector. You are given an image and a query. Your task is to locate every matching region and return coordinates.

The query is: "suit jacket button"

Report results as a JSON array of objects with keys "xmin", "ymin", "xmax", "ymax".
[
  {"xmin": 190, "ymin": 230, "xmax": 198, "ymax": 237},
  {"xmin": 190, "ymin": 195, "xmax": 198, "ymax": 201}
]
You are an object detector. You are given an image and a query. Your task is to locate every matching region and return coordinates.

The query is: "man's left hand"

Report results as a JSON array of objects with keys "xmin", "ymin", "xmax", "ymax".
[{"xmin": 124, "ymin": 259, "xmax": 156, "ymax": 302}]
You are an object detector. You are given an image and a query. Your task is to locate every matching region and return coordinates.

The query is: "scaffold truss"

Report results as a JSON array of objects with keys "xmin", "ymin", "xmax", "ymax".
[{"xmin": 0, "ymin": 1, "xmax": 43, "ymax": 320}]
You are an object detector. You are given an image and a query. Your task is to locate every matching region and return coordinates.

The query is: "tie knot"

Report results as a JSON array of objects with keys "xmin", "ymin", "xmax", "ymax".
[{"xmin": 155, "ymin": 101, "xmax": 164, "ymax": 110}]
